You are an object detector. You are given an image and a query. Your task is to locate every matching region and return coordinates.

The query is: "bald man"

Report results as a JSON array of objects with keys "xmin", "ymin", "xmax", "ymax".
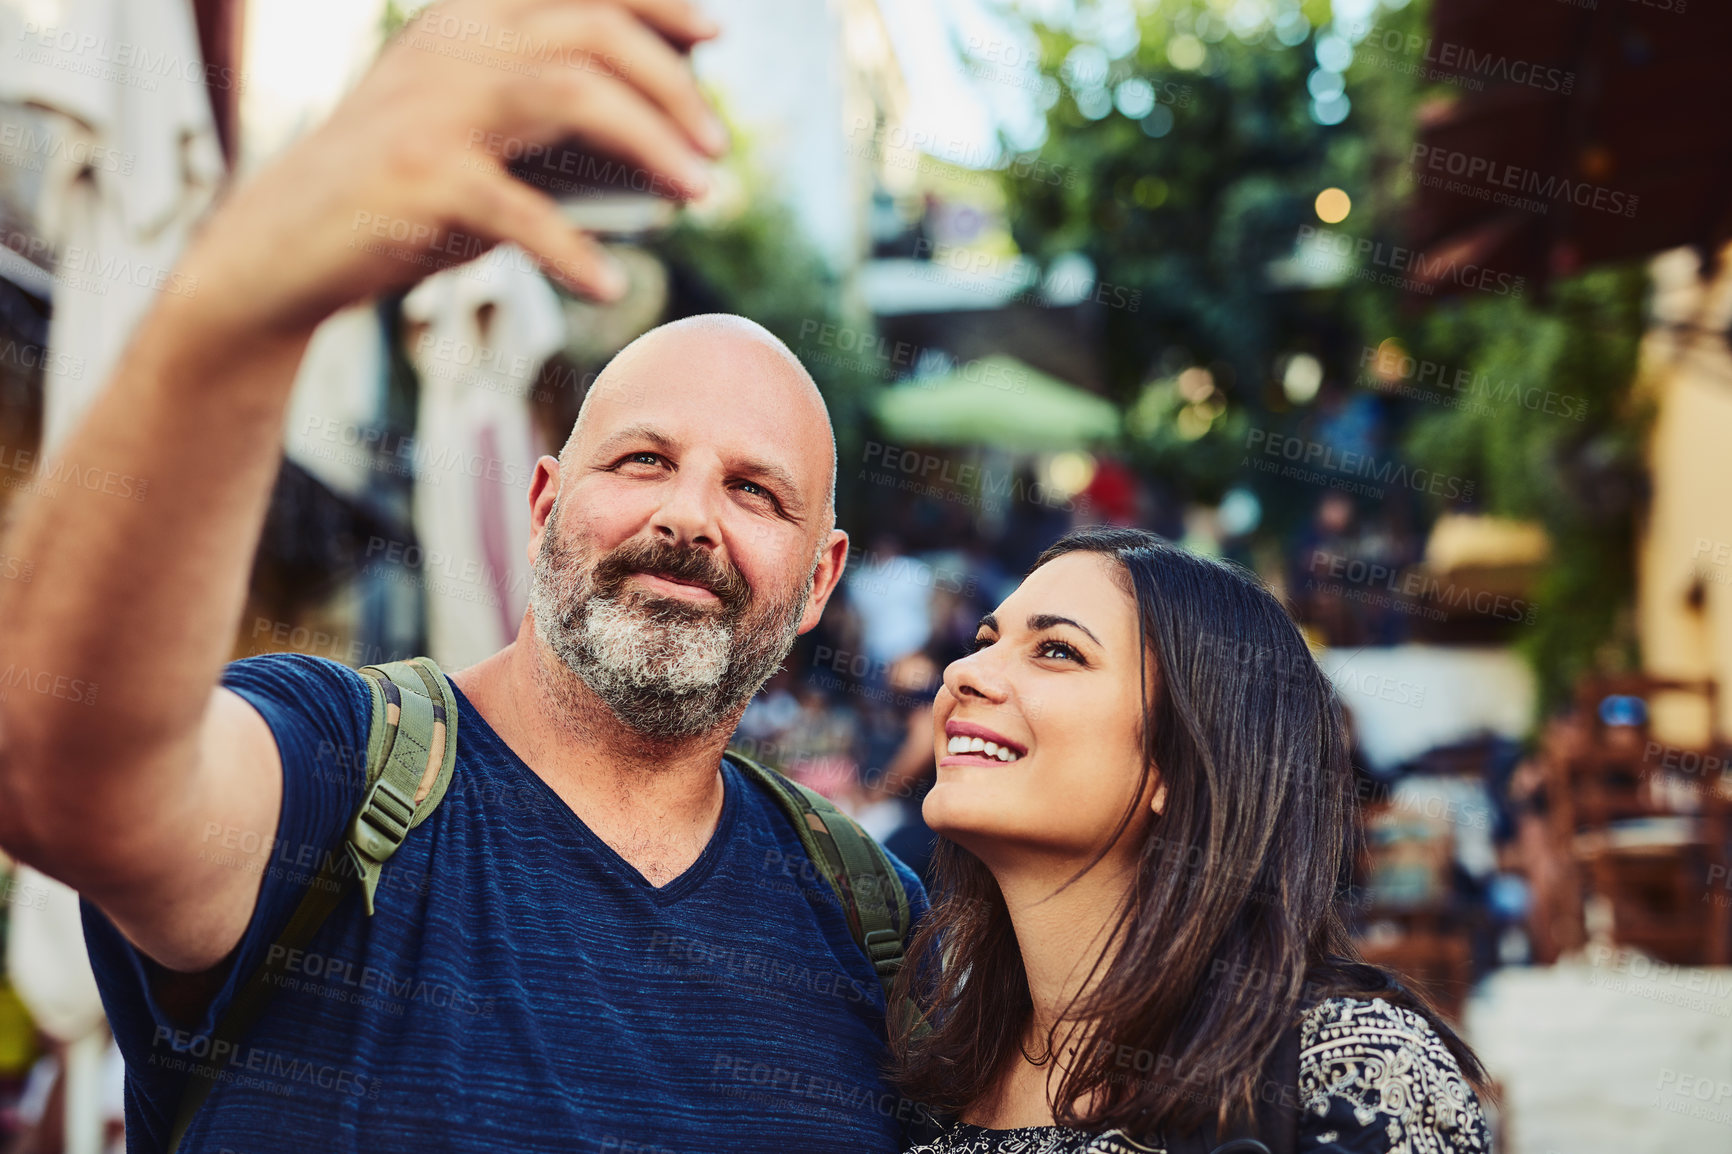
[{"xmin": 0, "ymin": 3, "xmax": 928, "ymax": 1152}]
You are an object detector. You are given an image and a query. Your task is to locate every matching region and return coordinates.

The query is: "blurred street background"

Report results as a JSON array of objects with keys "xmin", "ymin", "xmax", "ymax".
[{"xmin": 3, "ymin": 0, "xmax": 1732, "ymax": 1151}]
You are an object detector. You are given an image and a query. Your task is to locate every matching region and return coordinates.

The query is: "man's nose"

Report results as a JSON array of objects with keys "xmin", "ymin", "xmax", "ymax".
[{"xmin": 651, "ymin": 467, "xmax": 723, "ymax": 549}]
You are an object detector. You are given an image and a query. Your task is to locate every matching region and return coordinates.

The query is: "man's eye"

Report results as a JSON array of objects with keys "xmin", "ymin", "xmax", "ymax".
[
  {"xmin": 627, "ymin": 452, "xmax": 661, "ymax": 466},
  {"xmin": 734, "ymin": 480, "xmax": 783, "ymax": 512}
]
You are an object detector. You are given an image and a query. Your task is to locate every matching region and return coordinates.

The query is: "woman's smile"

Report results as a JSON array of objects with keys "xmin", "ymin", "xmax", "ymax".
[{"xmin": 941, "ymin": 719, "xmax": 1027, "ymax": 765}]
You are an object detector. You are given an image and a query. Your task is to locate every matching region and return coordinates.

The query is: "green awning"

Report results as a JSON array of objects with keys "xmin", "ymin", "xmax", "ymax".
[{"xmin": 872, "ymin": 356, "xmax": 1121, "ymax": 451}]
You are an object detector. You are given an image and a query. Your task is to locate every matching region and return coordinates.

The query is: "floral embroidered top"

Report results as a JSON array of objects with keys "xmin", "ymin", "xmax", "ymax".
[{"xmin": 904, "ymin": 997, "xmax": 1490, "ymax": 1154}]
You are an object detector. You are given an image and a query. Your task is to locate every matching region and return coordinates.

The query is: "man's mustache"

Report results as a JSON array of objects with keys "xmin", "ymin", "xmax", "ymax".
[{"xmin": 590, "ymin": 537, "xmax": 752, "ymax": 616}]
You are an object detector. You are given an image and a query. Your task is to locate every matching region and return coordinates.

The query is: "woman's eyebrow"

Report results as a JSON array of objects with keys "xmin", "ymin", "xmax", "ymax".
[{"xmin": 1027, "ymin": 613, "xmax": 1101, "ymax": 646}]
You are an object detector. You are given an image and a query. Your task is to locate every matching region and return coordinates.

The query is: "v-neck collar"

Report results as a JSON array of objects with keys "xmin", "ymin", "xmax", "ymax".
[{"xmin": 448, "ymin": 680, "xmax": 739, "ymax": 905}]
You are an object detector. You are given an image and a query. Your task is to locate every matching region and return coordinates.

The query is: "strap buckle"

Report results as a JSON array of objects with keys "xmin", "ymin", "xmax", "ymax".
[
  {"xmin": 863, "ymin": 927, "xmax": 904, "ymax": 978},
  {"xmin": 349, "ymin": 776, "xmax": 415, "ymax": 864}
]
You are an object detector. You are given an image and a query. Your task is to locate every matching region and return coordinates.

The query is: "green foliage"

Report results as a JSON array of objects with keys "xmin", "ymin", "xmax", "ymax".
[
  {"xmin": 1124, "ymin": 375, "xmax": 1251, "ymax": 502},
  {"xmin": 1398, "ymin": 270, "xmax": 1649, "ymax": 525},
  {"xmin": 1004, "ymin": 7, "xmax": 1341, "ymax": 415},
  {"xmin": 1334, "ymin": 2, "xmax": 1653, "ymax": 711},
  {"xmin": 381, "ymin": 1, "xmax": 413, "ymax": 39},
  {"xmin": 1395, "ymin": 270, "xmax": 1652, "ymax": 711},
  {"xmin": 999, "ymin": 0, "xmax": 1654, "ymax": 716}
]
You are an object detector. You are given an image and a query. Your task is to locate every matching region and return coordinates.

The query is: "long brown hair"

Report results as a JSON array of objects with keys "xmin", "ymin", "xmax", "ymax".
[{"xmin": 890, "ymin": 526, "xmax": 1484, "ymax": 1137}]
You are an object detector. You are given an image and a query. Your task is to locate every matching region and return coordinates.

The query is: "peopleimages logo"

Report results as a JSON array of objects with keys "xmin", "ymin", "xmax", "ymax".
[
  {"xmin": 1358, "ymin": 344, "xmax": 1588, "ymax": 422},
  {"xmin": 846, "ymin": 117, "xmax": 1078, "ymax": 190},
  {"xmin": 908, "ymin": 238, "xmax": 1142, "ymax": 312},
  {"xmin": 861, "ymin": 440, "xmax": 1075, "ymax": 513},
  {"xmin": 1352, "ymin": 23, "xmax": 1575, "ymax": 94},
  {"xmin": 1243, "ymin": 429, "xmax": 1475, "ymax": 501},
  {"xmin": 297, "ymin": 416, "xmax": 534, "ymax": 489},
  {"xmin": 0, "ymin": 445, "xmax": 149, "ymax": 502},
  {"xmin": 0, "ymin": 336, "xmax": 84, "ymax": 383},
  {"xmin": 1410, "ymin": 144, "xmax": 1638, "ymax": 219},
  {"xmin": 1308, "ymin": 550, "xmax": 1537, "ymax": 625},
  {"xmin": 0, "ymin": 122, "xmax": 135, "ymax": 176},
  {"xmin": 15, "ymin": 21, "xmax": 248, "ymax": 93},
  {"xmin": 1297, "ymin": 225, "xmax": 1526, "ymax": 299}
]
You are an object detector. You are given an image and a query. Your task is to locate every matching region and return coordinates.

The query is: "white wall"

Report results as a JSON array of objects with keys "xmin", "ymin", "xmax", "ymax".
[{"xmin": 696, "ymin": 0, "xmax": 855, "ymax": 266}]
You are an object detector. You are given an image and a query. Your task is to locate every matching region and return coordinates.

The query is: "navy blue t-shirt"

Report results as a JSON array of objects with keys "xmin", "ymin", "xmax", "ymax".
[{"xmin": 83, "ymin": 653, "xmax": 931, "ymax": 1153}]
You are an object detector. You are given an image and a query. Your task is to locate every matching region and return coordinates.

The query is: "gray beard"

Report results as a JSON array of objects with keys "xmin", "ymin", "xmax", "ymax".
[{"xmin": 528, "ymin": 517, "xmax": 810, "ymax": 741}]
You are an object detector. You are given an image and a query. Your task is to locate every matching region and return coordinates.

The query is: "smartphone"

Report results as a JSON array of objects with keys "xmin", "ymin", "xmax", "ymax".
[
  {"xmin": 507, "ymin": 145, "xmax": 683, "ymax": 238},
  {"xmin": 507, "ymin": 41, "xmax": 696, "ymax": 239}
]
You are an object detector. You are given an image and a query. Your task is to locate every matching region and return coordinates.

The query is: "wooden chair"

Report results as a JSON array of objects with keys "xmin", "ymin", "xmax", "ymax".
[
  {"xmin": 1551, "ymin": 675, "xmax": 1730, "ymax": 964},
  {"xmin": 1352, "ymin": 802, "xmax": 1481, "ymax": 1022},
  {"xmin": 1356, "ymin": 911, "xmax": 1479, "ymax": 1023}
]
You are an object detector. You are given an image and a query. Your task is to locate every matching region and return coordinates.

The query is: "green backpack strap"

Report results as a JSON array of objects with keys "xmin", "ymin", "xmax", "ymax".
[
  {"xmin": 347, "ymin": 657, "xmax": 459, "ymax": 913},
  {"xmin": 725, "ymin": 751, "xmax": 922, "ymax": 1037},
  {"xmin": 165, "ymin": 657, "xmax": 458, "ymax": 1154}
]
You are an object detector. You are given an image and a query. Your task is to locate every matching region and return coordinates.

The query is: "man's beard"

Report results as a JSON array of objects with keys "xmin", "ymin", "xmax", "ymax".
[{"xmin": 528, "ymin": 504, "xmax": 810, "ymax": 740}]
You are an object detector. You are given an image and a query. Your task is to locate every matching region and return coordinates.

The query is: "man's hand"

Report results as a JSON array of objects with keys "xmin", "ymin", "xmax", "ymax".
[
  {"xmin": 0, "ymin": 0, "xmax": 728, "ymax": 973},
  {"xmin": 185, "ymin": 0, "xmax": 724, "ymax": 341}
]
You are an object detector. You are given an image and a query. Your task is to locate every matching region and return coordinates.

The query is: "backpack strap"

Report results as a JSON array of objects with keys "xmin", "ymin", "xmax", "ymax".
[
  {"xmin": 725, "ymin": 752, "xmax": 922, "ymax": 1036},
  {"xmin": 348, "ymin": 657, "xmax": 459, "ymax": 913},
  {"xmin": 1160, "ymin": 1018, "xmax": 1302, "ymax": 1154},
  {"xmin": 165, "ymin": 657, "xmax": 458, "ymax": 1153}
]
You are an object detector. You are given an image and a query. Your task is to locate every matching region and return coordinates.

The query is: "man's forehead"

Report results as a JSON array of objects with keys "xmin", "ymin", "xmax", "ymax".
[
  {"xmin": 584, "ymin": 317, "xmax": 825, "ymax": 426},
  {"xmin": 567, "ymin": 315, "xmax": 838, "ymax": 509},
  {"xmin": 578, "ymin": 356, "xmax": 821, "ymax": 444},
  {"xmin": 610, "ymin": 313, "xmax": 809, "ymax": 383}
]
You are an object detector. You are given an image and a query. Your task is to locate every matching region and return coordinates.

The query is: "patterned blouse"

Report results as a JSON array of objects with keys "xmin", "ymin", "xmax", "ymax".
[{"xmin": 904, "ymin": 997, "xmax": 1490, "ymax": 1154}]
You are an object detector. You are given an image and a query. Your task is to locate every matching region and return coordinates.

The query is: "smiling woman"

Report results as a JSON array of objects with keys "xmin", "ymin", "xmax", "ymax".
[
  {"xmin": 894, "ymin": 527, "xmax": 1492, "ymax": 1154},
  {"xmin": 924, "ymin": 550, "xmax": 1152, "ymax": 864}
]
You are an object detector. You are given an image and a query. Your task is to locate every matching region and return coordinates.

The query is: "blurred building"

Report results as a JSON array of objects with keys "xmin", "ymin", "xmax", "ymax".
[
  {"xmin": 698, "ymin": 0, "xmax": 909, "ymax": 270},
  {"xmin": 1637, "ymin": 243, "xmax": 1732, "ymax": 746}
]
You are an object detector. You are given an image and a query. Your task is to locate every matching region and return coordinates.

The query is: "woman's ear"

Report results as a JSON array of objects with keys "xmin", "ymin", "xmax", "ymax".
[{"xmin": 1150, "ymin": 777, "xmax": 1169, "ymax": 816}]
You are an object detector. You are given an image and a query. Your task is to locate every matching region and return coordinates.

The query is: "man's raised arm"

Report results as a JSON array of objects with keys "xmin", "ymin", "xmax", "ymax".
[{"xmin": 0, "ymin": 0, "xmax": 725, "ymax": 972}]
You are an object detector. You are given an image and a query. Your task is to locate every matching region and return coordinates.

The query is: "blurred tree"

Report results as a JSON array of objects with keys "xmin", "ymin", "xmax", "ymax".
[
  {"xmin": 992, "ymin": 0, "xmax": 1652, "ymax": 713},
  {"xmin": 997, "ymin": 0, "xmax": 1363, "ymax": 503}
]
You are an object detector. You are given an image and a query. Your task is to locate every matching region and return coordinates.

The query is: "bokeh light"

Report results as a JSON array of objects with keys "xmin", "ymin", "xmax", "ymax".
[
  {"xmin": 1167, "ymin": 35, "xmax": 1207, "ymax": 71},
  {"xmin": 1282, "ymin": 353, "xmax": 1325, "ymax": 403},
  {"xmin": 1315, "ymin": 188, "xmax": 1352, "ymax": 224}
]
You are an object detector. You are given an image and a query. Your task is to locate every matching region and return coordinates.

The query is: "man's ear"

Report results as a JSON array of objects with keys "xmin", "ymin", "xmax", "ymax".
[
  {"xmin": 794, "ymin": 529, "xmax": 850, "ymax": 635},
  {"xmin": 526, "ymin": 456, "xmax": 561, "ymax": 565}
]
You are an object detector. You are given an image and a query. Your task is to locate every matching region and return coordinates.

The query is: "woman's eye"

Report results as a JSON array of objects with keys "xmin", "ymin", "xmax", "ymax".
[
  {"xmin": 969, "ymin": 634, "xmax": 995, "ymax": 653},
  {"xmin": 1037, "ymin": 639, "xmax": 1081, "ymax": 662}
]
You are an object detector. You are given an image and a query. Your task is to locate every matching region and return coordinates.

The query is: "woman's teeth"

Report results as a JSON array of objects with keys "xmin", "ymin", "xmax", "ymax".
[{"xmin": 946, "ymin": 735, "xmax": 1022, "ymax": 762}]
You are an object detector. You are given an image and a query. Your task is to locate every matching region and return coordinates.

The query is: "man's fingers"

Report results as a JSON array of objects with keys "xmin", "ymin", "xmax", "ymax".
[
  {"xmin": 520, "ymin": 0, "xmax": 718, "ymax": 50},
  {"xmin": 603, "ymin": 0, "xmax": 720, "ymax": 49},
  {"xmin": 512, "ymin": 68, "xmax": 713, "ymax": 200},
  {"xmin": 529, "ymin": 4, "xmax": 725, "ymax": 156},
  {"xmin": 460, "ymin": 170, "xmax": 628, "ymax": 300}
]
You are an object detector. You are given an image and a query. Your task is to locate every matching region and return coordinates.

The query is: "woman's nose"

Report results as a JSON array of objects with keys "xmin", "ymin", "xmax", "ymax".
[{"xmin": 943, "ymin": 647, "xmax": 1010, "ymax": 704}]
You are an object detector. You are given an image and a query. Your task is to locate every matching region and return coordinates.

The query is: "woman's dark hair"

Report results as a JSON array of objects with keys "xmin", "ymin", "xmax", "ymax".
[{"xmin": 889, "ymin": 526, "xmax": 1485, "ymax": 1136}]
